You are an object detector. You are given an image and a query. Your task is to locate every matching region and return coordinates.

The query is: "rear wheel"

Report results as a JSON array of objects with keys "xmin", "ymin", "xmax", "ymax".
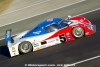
[
  {"xmin": 18, "ymin": 41, "xmax": 33, "ymax": 54},
  {"xmin": 72, "ymin": 27, "xmax": 84, "ymax": 38}
]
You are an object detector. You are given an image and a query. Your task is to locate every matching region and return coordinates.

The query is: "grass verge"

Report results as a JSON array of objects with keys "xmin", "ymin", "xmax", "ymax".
[{"xmin": 0, "ymin": 0, "xmax": 13, "ymax": 14}]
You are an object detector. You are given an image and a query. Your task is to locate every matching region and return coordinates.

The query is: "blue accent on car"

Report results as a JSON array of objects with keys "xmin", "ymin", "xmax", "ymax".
[
  {"xmin": 5, "ymin": 29, "xmax": 12, "ymax": 42},
  {"xmin": 22, "ymin": 18, "xmax": 62, "ymax": 38}
]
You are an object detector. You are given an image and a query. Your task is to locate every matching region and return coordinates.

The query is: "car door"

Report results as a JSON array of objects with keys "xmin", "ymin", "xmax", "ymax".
[{"xmin": 43, "ymin": 24, "xmax": 63, "ymax": 46}]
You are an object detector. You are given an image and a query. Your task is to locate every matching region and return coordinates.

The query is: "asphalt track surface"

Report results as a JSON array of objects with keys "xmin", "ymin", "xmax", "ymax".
[{"xmin": 0, "ymin": 7, "xmax": 100, "ymax": 67}]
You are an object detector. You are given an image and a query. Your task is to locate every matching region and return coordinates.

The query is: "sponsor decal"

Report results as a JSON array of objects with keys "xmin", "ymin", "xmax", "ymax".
[
  {"xmin": 12, "ymin": 47, "xmax": 15, "ymax": 50},
  {"xmin": 12, "ymin": 47, "xmax": 16, "ymax": 52},
  {"xmin": 48, "ymin": 40, "xmax": 55, "ymax": 43},
  {"xmin": 13, "ymin": 52, "xmax": 16, "ymax": 54},
  {"xmin": 33, "ymin": 40, "xmax": 39, "ymax": 47},
  {"xmin": 66, "ymin": 33, "xmax": 71, "ymax": 39},
  {"xmin": 56, "ymin": 38, "xmax": 59, "ymax": 41},
  {"xmin": 33, "ymin": 42, "xmax": 39, "ymax": 47},
  {"xmin": 47, "ymin": 38, "xmax": 60, "ymax": 45},
  {"xmin": 35, "ymin": 47, "xmax": 40, "ymax": 51},
  {"xmin": 33, "ymin": 31, "xmax": 41, "ymax": 34}
]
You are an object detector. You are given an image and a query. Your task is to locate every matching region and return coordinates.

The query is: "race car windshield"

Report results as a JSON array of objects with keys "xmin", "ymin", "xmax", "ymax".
[
  {"xmin": 59, "ymin": 20, "xmax": 73, "ymax": 27},
  {"xmin": 45, "ymin": 24, "xmax": 61, "ymax": 33}
]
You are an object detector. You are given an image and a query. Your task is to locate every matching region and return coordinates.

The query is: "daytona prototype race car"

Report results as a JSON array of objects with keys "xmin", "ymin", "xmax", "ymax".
[{"xmin": 5, "ymin": 16, "xmax": 96, "ymax": 57}]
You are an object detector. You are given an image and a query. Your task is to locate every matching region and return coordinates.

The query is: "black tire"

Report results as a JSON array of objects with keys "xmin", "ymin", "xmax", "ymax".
[
  {"xmin": 18, "ymin": 41, "xmax": 33, "ymax": 54},
  {"xmin": 72, "ymin": 27, "xmax": 84, "ymax": 38}
]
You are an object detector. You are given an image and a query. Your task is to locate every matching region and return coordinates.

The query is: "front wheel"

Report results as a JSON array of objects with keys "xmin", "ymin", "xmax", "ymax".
[
  {"xmin": 18, "ymin": 41, "xmax": 33, "ymax": 54},
  {"xmin": 72, "ymin": 27, "xmax": 84, "ymax": 38}
]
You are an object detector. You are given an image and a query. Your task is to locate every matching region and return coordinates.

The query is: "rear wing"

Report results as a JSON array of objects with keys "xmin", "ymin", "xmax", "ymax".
[
  {"xmin": 5, "ymin": 29, "xmax": 14, "ymax": 43},
  {"xmin": 5, "ymin": 29, "xmax": 19, "ymax": 57}
]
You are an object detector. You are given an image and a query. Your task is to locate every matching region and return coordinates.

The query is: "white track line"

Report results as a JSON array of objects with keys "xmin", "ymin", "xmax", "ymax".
[
  {"xmin": 69, "ymin": 55, "xmax": 100, "ymax": 67},
  {"xmin": 0, "ymin": 0, "xmax": 85, "ymax": 28},
  {"xmin": 0, "ymin": 0, "xmax": 49, "ymax": 17},
  {"xmin": 73, "ymin": 7, "xmax": 100, "ymax": 17}
]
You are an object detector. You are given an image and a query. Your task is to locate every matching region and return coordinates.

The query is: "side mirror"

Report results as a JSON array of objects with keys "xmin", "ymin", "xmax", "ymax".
[
  {"xmin": 67, "ymin": 15, "xmax": 71, "ymax": 19},
  {"xmin": 65, "ymin": 15, "xmax": 71, "ymax": 20}
]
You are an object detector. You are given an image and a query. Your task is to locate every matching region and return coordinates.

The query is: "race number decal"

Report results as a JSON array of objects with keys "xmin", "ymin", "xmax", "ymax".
[{"xmin": 59, "ymin": 34, "xmax": 66, "ymax": 42}]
